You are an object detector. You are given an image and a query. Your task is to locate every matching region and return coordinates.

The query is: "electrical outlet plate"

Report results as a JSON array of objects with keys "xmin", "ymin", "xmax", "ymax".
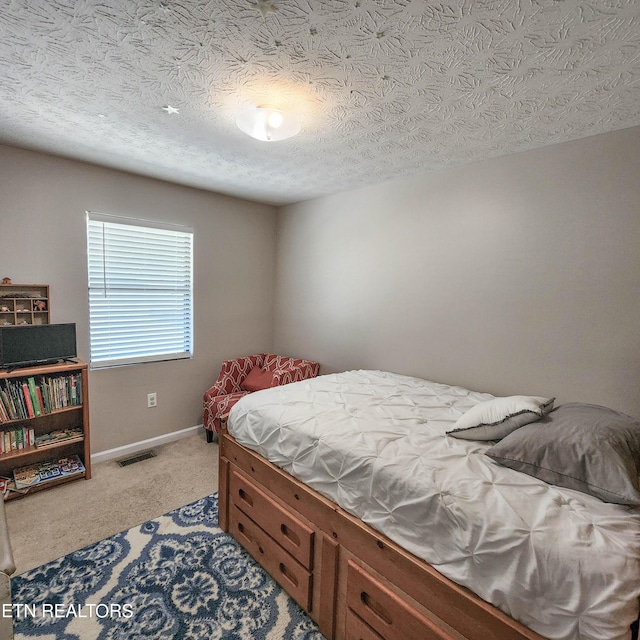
[{"xmin": 147, "ymin": 392, "xmax": 157, "ymax": 408}]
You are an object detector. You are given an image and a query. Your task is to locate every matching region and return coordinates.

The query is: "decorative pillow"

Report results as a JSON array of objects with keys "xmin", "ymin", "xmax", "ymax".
[
  {"xmin": 240, "ymin": 367, "xmax": 275, "ymax": 392},
  {"xmin": 448, "ymin": 395, "xmax": 555, "ymax": 441},
  {"xmin": 486, "ymin": 403, "xmax": 640, "ymax": 505}
]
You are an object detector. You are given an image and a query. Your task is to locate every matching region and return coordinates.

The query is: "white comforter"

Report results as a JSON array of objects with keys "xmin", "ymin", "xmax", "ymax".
[{"xmin": 228, "ymin": 370, "xmax": 640, "ymax": 640}]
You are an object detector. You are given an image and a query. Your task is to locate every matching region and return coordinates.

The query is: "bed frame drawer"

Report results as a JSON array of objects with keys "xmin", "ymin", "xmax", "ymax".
[
  {"xmin": 346, "ymin": 609, "xmax": 385, "ymax": 640},
  {"xmin": 230, "ymin": 503, "xmax": 313, "ymax": 611},
  {"xmin": 230, "ymin": 468, "xmax": 314, "ymax": 569},
  {"xmin": 346, "ymin": 561, "xmax": 455, "ymax": 640}
]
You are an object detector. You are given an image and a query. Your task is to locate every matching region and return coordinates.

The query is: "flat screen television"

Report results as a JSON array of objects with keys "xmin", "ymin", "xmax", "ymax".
[{"xmin": 0, "ymin": 323, "xmax": 77, "ymax": 370}]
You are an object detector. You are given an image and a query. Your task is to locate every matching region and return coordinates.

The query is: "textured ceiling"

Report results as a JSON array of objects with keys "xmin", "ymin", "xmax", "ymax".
[{"xmin": 1, "ymin": 0, "xmax": 639, "ymax": 205}]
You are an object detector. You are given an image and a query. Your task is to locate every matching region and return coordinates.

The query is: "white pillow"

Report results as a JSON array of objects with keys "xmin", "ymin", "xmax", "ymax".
[{"xmin": 447, "ymin": 395, "xmax": 555, "ymax": 441}]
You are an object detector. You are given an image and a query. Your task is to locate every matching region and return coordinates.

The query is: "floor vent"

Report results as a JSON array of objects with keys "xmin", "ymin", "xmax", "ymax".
[{"xmin": 117, "ymin": 450, "xmax": 157, "ymax": 467}]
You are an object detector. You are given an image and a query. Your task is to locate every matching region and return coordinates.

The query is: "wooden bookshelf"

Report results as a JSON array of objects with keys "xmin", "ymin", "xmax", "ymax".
[{"xmin": 0, "ymin": 360, "xmax": 91, "ymax": 500}]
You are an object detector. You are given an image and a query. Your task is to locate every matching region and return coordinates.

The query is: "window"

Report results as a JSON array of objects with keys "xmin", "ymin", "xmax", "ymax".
[{"xmin": 86, "ymin": 212, "xmax": 193, "ymax": 369}]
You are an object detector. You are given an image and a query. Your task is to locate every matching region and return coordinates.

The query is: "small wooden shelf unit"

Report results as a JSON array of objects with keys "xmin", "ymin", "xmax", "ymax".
[
  {"xmin": 0, "ymin": 360, "xmax": 91, "ymax": 500},
  {"xmin": 0, "ymin": 284, "xmax": 50, "ymax": 326}
]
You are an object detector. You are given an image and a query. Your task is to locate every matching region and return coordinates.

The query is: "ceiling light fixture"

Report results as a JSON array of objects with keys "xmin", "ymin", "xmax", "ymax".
[{"xmin": 236, "ymin": 106, "xmax": 300, "ymax": 142}]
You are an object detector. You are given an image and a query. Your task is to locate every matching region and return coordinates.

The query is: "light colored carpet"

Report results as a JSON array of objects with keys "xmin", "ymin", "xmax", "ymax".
[{"xmin": 5, "ymin": 430, "xmax": 218, "ymax": 575}]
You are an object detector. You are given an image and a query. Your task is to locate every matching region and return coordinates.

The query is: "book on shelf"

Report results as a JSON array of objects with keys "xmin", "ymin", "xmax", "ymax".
[
  {"xmin": 34, "ymin": 427, "xmax": 83, "ymax": 448},
  {"xmin": 13, "ymin": 464, "xmax": 39, "ymax": 489},
  {"xmin": 0, "ymin": 426, "xmax": 35, "ymax": 454},
  {"xmin": 13, "ymin": 454, "xmax": 85, "ymax": 490},
  {"xmin": 27, "ymin": 377, "xmax": 42, "ymax": 416},
  {"xmin": 0, "ymin": 372, "xmax": 82, "ymax": 422},
  {"xmin": 2, "ymin": 480, "xmax": 29, "ymax": 499},
  {"xmin": 0, "ymin": 476, "xmax": 27, "ymax": 500},
  {"xmin": 35, "ymin": 386, "xmax": 45, "ymax": 415},
  {"xmin": 21, "ymin": 382, "xmax": 35, "ymax": 418}
]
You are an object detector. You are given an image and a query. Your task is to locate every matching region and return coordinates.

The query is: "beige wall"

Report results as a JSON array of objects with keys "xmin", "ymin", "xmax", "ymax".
[
  {"xmin": 3, "ymin": 125, "xmax": 639, "ymax": 453},
  {"xmin": 275, "ymin": 126, "xmax": 640, "ymax": 418},
  {"xmin": 0, "ymin": 145, "xmax": 277, "ymax": 452}
]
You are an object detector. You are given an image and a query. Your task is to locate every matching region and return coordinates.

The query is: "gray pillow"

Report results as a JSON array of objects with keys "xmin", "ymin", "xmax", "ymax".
[{"xmin": 486, "ymin": 403, "xmax": 640, "ymax": 505}]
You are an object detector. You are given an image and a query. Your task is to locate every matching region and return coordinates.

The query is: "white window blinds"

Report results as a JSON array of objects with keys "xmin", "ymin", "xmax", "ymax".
[{"xmin": 86, "ymin": 212, "xmax": 193, "ymax": 369}]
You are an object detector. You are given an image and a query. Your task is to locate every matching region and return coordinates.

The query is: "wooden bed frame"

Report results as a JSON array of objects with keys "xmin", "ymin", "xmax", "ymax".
[{"xmin": 219, "ymin": 420, "xmax": 547, "ymax": 640}]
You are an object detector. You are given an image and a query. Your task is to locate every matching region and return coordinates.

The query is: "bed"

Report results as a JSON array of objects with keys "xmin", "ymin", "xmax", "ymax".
[{"xmin": 218, "ymin": 369, "xmax": 640, "ymax": 640}]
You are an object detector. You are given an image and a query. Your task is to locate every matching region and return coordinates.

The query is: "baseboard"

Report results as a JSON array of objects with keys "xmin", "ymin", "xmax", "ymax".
[{"xmin": 91, "ymin": 424, "xmax": 203, "ymax": 464}]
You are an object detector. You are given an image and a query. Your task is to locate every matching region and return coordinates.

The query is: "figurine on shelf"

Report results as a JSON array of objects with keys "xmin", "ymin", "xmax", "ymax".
[
  {"xmin": 33, "ymin": 300, "xmax": 47, "ymax": 311},
  {"xmin": 0, "ymin": 306, "xmax": 9, "ymax": 313},
  {"xmin": 1, "ymin": 277, "xmax": 11, "ymax": 285}
]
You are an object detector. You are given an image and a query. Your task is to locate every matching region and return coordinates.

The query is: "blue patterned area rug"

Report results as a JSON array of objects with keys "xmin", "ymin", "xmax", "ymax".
[{"xmin": 11, "ymin": 494, "xmax": 325, "ymax": 639}]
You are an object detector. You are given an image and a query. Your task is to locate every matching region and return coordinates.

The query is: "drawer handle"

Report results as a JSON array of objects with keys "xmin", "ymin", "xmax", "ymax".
[
  {"xmin": 280, "ymin": 523, "xmax": 300, "ymax": 547},
  {"xmin": 236, "ymin": 521, "xmax": 264, "ymax": 554},
  {"xmin": 238, "ymin": 488, "xmax": 254, "ymax": 507},
  {"xmin": 279, "ymin": 562, "xmax": 299, "ymax": 588},
  {"xmin": 236, "ymin": 521, "xmax": 254, "ymax": 544},
  {"xmin": 360, "ymin": 591, "xmax": 392, "ymax": 626}
]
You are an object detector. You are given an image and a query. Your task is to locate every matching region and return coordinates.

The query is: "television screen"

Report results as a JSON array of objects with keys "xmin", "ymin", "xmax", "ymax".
[{"xmin": 0, "ymin": 323, "xmax": 77, "ymax": 370}]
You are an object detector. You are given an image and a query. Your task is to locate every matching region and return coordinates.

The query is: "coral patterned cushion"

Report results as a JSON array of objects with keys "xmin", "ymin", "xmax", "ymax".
[
  {"xmin": 241, "ymin": 367, "xmax": 275, "ymax": 392},
  {"xmin": 203, "ymin": 353, "xmax": 320, "ymax": 434}
]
